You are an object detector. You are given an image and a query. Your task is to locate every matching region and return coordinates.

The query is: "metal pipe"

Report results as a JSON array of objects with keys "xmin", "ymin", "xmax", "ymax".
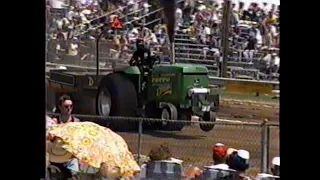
[
  {"xmin": 96, "ymin": 35, "xmax": 99, "ymax": 80},
  {"xmin": 96, "ymin": 32, "xmax": 105, "ymax": 81},
  {"xmin": 261, "ymin": 119, "xmax": 269, "ymax": 173},
  {"xmin": 171, "ymin": 43, "xmax": 175, "ymax": 64},
  {"xmin": 137, "ymin": 119, "xmax": 143, "ymax": 164},
  {"xmin": 221, "ymin": 0, "xmax": 231, "ymax": 77}
]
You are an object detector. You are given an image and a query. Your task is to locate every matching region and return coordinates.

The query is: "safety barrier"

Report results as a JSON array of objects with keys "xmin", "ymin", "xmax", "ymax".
[{"xmin": 209, "ymin": 77, "xmax": 279, "ymax": 96}]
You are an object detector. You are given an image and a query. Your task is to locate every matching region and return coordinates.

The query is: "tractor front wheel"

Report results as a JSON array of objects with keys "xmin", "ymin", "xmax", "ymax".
[
  {"xmin": 199, "ymin": 111, "xmax": 216, "ymax": 132},
  {"xmin": 160, "ymin": 104, "xmax": 184, "ymax": 131}
]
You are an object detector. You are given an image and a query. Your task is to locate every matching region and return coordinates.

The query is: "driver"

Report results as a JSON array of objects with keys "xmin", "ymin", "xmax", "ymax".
[{"xmin": 129, "ymin": 39, "xmax": 151, "ymax": 66}]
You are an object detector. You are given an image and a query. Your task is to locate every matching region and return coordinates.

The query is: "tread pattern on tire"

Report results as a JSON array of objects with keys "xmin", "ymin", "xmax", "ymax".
[
  {"xmin": 97, "ymin": 73, "xmax": 138, "ymax": 130},
  {"xmin": 161, "ymin": 103, "xmax": 184, "ymax": 131},
  {"xmin": 200, "ymin": 111, "xmax": 216, "ymax": 132}
]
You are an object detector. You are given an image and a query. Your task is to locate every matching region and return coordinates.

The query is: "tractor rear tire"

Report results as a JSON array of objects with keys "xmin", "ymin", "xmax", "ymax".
[
  {"xmin": 160, "ymin": 103, "xmax": 184, "ymax": 131},
  {"xmin": 96, "ymin": 73, "xmax": 138, "ymax": 131},
  {"xmin": 199, "ymin": 111, "xmax": 216, "ymax": 132}
]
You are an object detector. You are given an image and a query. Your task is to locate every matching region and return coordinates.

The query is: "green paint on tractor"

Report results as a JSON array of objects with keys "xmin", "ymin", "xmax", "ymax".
[{"xmin": 146, "ymin": 64, "xmax": 210, "ymax": 106}]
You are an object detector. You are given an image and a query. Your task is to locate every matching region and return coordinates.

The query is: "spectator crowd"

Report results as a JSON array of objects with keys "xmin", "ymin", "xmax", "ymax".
[
  {"xmin": 175, "ymin": 0, "xmax": 280, "ymax": 80},
  {"xmin": 46, "ymin": 0, "xmax": 171, "ymax": 65},
  {"xmin": 46, "ymin": 0, "xmax": 280, "ymax": 80}
]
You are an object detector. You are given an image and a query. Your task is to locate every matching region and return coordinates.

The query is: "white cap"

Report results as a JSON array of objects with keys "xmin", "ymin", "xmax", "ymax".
[
  {"xmin": 237, "ymin": 150, "xmax": 250, "ymax": 160},
  {"xmin": 272, "ymin": 157, "xmax": 280, "ymax": 166},
  {"xmin": 215, "ymin": 143, "xmax": 225, "ymax": 147}
]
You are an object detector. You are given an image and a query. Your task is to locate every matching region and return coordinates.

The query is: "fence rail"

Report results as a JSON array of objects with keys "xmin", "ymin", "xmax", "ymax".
[{"xmin": 46, "ymin": 113, "xmax": 279, "ymax": 175}]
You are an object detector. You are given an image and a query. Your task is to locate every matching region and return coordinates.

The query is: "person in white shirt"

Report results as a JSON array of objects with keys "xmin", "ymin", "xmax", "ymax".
[
  {"xmin": 175, "ymin": 7, "xmax": 183, "ymax": 27},
  {"xmin": 143, "ymin": 2, "xmax": 150, "ymax": 15},
  {"xmin": 255, "ymin": 27, "xmax": 263, "ymax": 46},
  {"xmin": 255, "ymin": 156, "xmax": 280, "ymax": 179},
  {"xmin": 271, "ymin": 157, "xmax": 280, "ymax": 176},
  {"xmin": 66, "ymin": 6, "xmax": 75, "ymax": 21},
  {"xmin": 262, "ymin": 2, "xmax": 269, "ymax": 13},
  {"xmin": 184, "ymin": 143, "xmax": 230, "ymax": 179},
  {"xmin": 68, "ymin": 37, "xmax": 79, "ymax": 56},
  {"xmin": 210, "ymin": 143, "xmax": 229, "ymax": 168}
]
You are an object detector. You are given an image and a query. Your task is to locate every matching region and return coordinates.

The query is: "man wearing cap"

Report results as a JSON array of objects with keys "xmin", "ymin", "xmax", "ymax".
[
  {"xmin": 185, "ymin": 143, "xmax": 230, "ymax": 179},
  {"xmin": 47, "ymin": 138, "xmax": 74, "ymax": 179},
  {"xmin": 255, "ymin": 156, "xmax": 280, "ymax": 179},
  {"xmin": 211, "ymin": 143, "xmax": 229, "ymax": 168},
  {"xmin": 271, "ymin": 157, "xmax": 280, "ymax": 177},
  {"xmin": 226, "ymin": 148, "xmax": 251, "ymax": 179}
]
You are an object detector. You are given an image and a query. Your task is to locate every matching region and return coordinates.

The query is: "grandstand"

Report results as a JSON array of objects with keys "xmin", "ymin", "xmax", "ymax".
[{"xmin": 46, "ymin": 0, "xmax": 280, "ymax": 82}]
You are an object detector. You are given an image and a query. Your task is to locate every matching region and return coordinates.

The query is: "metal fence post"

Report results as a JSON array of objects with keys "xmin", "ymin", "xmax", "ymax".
[
  {"xmin": 137, "ymin": 119, "xmax": 143, "ymax": 165},
  {"xmin": 261, "ymin": 119, "xmax": 269, "ymax": 173},
  {"xmin": 266, "ymin": 124, "xmax": 271, "ymax": 173}
]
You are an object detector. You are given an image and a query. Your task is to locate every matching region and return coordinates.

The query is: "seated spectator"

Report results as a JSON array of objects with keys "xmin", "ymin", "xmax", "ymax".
[
  {"xmin": 226, "ymin": 148, "xmax": 251, "ymax": 179},
  {"xmin": 47, "ymin": 138, "xmax": 74, "ymax": 179},
  {"xmin": 51, "ymin": 95, "xmax": 80, "ymax": 124},
  {"xmin": 210, "ymin": 143, "xmax": 229, "ymax": 168},
  {"xmin": 271, "ymin": 157, "xmax": 280, "ymax": 177},
  {"xmin": 243, "ymin": 33, "xmax": 258, "ymax": 63},
  {"xmin": 139, "ymin": 143, "xmax": 183, "ymax": 180},
  {"xmin": 255, "ymin": 157, "xmax": 280, "ymax": 180},
  {"xmin": 200, "ymin": 143, "xmax": 237, "ymax": 179},
  {"xmin": 67, "ymin": 37, "xmax": 79, "ymax": 56},
  {"xmin": 185, "ymin": 143, "xmax": 230, "ymax": 179}
]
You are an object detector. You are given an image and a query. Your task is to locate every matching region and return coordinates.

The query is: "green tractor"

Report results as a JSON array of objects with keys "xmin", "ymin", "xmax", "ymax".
[
  {"xmin": 96, "ymin": 56, "xmax": 219, "ymax": 131},
  {"xmin": 47, "ymin": 56, "xmax": 219, "ymax": 132}
]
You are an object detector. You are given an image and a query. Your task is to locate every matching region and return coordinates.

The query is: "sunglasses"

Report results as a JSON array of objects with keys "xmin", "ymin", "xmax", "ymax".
[{"xmin": 64, "ymin": 105, "xmax": 73, "ymax": 109}]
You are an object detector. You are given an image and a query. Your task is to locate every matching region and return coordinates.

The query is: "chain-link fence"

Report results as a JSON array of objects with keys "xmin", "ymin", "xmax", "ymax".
[{"xmin": 47, "ymin": 113, "xmax": 279, "ymax": 175}]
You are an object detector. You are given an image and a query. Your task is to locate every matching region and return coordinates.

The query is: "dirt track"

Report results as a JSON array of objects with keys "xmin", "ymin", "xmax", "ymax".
[{"xmin": 118, "ymin": 100, "xmax": 279, "ymax": 176}]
